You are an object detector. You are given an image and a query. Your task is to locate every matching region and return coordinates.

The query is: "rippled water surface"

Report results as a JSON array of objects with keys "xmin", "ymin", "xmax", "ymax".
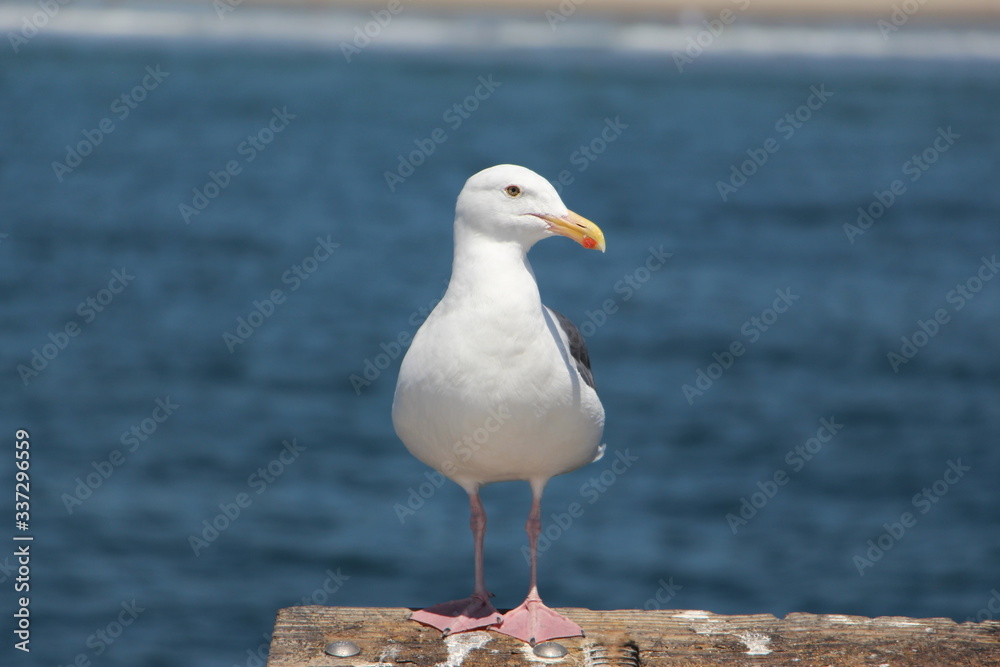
[{"xmin": 2, "ymin": 14, "xmax": 999, "ymax": 667}]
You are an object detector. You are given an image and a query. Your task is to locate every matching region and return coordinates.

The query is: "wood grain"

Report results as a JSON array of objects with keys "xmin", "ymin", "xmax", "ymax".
[{"xmin": 267, "ymin": 606, "xmax": 1000, "ymax": 666}]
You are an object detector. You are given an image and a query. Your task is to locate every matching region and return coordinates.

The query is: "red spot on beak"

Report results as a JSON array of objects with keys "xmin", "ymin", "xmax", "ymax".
[{"xmin": 582, "ymin": 236, "xmax": 598, "ymax": 249}]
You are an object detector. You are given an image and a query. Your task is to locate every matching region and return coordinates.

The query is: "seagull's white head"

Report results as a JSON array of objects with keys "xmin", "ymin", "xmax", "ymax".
[{"xmin": 454, "ymin": 164, "xmax": 606, "ymax": 253}]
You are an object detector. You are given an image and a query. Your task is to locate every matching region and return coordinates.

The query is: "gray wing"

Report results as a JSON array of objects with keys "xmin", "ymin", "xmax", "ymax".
[{"xmin": 548, "ymin": 308, "xmax": 596, "ymax": 390}]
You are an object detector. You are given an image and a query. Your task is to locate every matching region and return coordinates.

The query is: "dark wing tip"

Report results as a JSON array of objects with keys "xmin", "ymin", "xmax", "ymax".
[{"xmin": 549, "ymin": 308, "xmax": 596, "ymax": 390}]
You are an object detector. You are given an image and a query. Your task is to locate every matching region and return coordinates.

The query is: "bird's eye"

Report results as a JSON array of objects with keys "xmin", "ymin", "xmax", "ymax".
[{"xmin": 505, "ymin": 185, "xmax": 522, "ymax": 197}]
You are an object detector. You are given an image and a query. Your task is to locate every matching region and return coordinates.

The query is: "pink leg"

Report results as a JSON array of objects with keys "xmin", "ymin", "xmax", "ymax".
[
  {"xmin": 496, "ymin": 484, "xmax": 584, "ymax": 645},
  {"xmin": 410, "ymin": 491, "xmax": 503, "ymax": 635}
]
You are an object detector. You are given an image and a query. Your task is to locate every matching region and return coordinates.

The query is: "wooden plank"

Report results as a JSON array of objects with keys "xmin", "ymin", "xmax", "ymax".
[{"xmin": 267, "ymin": 606, "xmax": 1000, "ymax": 666}]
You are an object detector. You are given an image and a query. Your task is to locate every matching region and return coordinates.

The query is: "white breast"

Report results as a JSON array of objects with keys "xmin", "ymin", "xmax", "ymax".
[{"xmin": 392, "ymin": 294, "xmax": 604, "ymax": 492}]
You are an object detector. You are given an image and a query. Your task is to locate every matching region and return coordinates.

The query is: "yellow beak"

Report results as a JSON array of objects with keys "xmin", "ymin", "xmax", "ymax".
[{"xmin": 536, "ymin": 210, "xmax": 606, "ymax": 253}]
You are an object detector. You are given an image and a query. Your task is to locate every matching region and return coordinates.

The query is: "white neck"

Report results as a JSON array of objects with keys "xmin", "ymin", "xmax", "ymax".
[{"xmin": 445, "ymin": 224, "xmax": 542, "ymax": 317}]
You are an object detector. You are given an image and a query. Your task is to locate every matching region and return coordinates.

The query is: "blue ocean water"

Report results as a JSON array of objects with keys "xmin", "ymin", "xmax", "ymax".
[{"xmin": 1, "ymin": 9, "xmax": 1000, "ymax": 667}]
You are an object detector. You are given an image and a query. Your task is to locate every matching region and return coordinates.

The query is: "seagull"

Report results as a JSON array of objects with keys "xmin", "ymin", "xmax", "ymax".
[{"xmin": 392, "ymin": 164, "xmax": 606, "ymax": 645}]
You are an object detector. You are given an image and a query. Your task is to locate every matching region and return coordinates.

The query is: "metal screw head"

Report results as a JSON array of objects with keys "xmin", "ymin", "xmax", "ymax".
[
  {"xmin": 325, "ymin": 640, "xmax": 361, "ymax": 657},
  {"xmin": 533, "ymin": 641, "xmax": 568, "ymax": 658}
]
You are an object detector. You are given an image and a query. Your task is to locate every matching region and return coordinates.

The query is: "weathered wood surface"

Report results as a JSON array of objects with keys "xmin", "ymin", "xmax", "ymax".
[{"xmin": 267, "ymin": 606, "xmax": 1000, "ymax": 666}]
